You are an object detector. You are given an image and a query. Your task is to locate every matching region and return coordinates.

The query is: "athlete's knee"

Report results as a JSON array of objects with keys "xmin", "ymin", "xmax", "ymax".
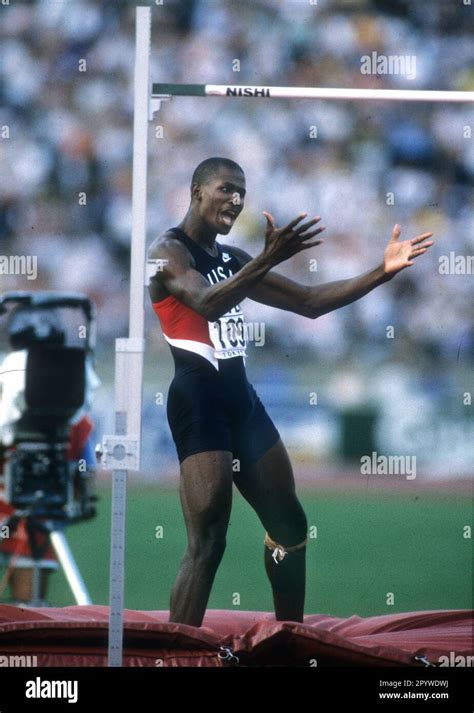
[
  {"xmin": 187, "ymin": 532, "xmax": 227, "ymax": 567},
  {"xmin": 291, "ymin": 504, "xmax": 308, "ymax": 541},
  {"xmin": 264, "ymin": 528, "xmax": 307, "ymax": 564},
  {"xmin": 264, "ymin": 502, "xmax": 308, "ymax": 562},
  {"xmin": 270, "ymin": 502, "xmax": 307, "ymax": 545}
]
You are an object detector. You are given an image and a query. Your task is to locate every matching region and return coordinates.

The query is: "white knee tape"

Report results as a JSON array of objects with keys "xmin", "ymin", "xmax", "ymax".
[{"xmin": 264, "ymin": 532, "xmax": 308, "ymax": 564}]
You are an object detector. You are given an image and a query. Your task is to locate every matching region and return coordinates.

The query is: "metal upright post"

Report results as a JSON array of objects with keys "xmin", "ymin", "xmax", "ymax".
[
  {"xmin": 49, "ymin": 530, "xmax": 92, "ymax": 605},
  {"xmin": 102, "ymin": 6, "xmax": 151, "ymax": 667}
]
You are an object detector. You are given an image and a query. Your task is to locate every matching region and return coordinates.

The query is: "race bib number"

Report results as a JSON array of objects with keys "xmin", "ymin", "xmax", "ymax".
[{"xmin": 209, "ymin": 305, "xmax": 247, "ymax": 359}]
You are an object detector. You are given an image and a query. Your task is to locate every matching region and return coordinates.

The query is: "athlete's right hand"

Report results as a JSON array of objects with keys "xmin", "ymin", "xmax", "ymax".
[{"xmin": 261, "ymin": 212, "xmax": 325, "ymax": 266}]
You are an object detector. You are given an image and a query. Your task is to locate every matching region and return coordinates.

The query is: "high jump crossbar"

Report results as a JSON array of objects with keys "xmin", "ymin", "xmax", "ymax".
[
  {"xmin": 104, "ymin": 6, "xmax": 474, "ymax": 668},
  {"xmin": 152, "ymin": 83, "xmax": 474, "ymax": 104}
]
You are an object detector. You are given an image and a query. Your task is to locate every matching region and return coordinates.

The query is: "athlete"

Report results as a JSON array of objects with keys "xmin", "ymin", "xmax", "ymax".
[{"xmin": 148, "ymin": 157, "xmax": 433, "ymax": 627}]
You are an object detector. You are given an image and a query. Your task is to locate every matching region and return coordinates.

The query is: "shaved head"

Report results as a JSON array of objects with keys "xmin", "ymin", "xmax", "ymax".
[{"xmin": 191, "ymin": 157, "xmax": 244, "ymax": 189}]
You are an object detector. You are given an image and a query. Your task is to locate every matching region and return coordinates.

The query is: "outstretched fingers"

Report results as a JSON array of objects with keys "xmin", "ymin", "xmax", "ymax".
[
  {"xmin": 410, "ymin": 246, "xmax": 430, "ymax": 259},
  {"xmin": 409, "ymin": 232, "xmax": 434, "ymax": 261},
  {"xmin": 262, "ymin": 211, "xmax": 276, "ymax": 229},
  {"xmin": 411, "ymin": 232, "xmax": 434, "ymax": 246},
  {"xmin": 391, "ymin": 224, "xmax": 402, "ymax": 241},
  {"xmin": 293, "ymin": 216, "xmax": 322, "ymax": 236},
  {"xmin": 298, "ymin": 238, "xmax": 325, "ymax": 251},
  {"xmin": 301, "ymin": 225, "xmax": 325, "ymax": 239},
  {"xmin": 284, "ymin": 212, "xmax": 314, "ymax": 232},
  {"xmin": 265, "ymin": 212, "xmax": 323, "ymax": 236},
  {"xmin": 297, "ymin": 226, "xmax": 326, "ymax": 251}
]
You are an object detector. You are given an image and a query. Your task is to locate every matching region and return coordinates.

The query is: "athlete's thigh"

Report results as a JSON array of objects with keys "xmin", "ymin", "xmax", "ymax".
[
  {"xmin": 233, "ymin": 438, "xmax": 299, "ymax": 523},
  {"xmin": 179, "ymin": 450, "xmax": 234, "ymax": 543}
]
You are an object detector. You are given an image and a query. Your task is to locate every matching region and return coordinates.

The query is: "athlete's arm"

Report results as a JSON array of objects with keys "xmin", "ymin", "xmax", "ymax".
[
  {"xmin": 148, "ymin": 214, "xmax": 325, "ymax": 321},
  {"xmin": 226, "ymin": 222, "xmax": 434, "ymax": 319}
]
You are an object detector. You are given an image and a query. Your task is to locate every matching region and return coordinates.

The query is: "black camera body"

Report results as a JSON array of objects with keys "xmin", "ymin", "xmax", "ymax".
[
  {"xmin": 7, "ymin": 442, "xmax": 72, "ymax": 514},
  {"xmin": 0, "ymin": 291, "xmax": 98, "ymax": 523}
]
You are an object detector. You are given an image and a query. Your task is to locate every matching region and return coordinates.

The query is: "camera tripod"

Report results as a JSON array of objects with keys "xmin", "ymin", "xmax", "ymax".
[{"xmin": 2, "ymin": 508, "xmax": 92, "ymax": 607}]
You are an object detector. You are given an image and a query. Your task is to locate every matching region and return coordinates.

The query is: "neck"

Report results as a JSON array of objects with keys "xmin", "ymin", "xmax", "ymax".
[{"xmin": 178, "ymin": 210, "xmax": 217, "ymax": 252}]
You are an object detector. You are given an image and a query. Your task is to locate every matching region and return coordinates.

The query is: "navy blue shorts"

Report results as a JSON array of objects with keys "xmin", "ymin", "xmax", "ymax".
[{"xmin": 166, "ymin": 352, "xmax": 280, "ymax": 471}]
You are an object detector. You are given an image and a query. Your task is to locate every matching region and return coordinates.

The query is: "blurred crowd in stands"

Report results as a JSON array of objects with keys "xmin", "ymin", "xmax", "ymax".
[{"xmin": 1, "ymin": 0, "xmax": 472, "ymax": 376}]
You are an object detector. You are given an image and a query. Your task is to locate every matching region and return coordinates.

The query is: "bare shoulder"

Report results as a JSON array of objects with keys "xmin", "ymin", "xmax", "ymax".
[
  {"xmin": 148, "ymin": 230, "xmax": 192, "ymax": 266},
  {"xmin": 219, "ymin": 242, "xmax": 254, "ymax": 267},
  {"xmin": 148, "ymin": 231, "xmax": 193, "ymax": 301}
]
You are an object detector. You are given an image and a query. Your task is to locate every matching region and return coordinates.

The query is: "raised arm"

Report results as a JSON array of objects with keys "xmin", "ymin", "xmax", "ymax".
[
  {"xmin": 228, "ymin": 222, "xmax": 433, "ymax": 319},
  {"xmin": 148, "ymin": 215, "xmax": 324, "ymax": 321}
]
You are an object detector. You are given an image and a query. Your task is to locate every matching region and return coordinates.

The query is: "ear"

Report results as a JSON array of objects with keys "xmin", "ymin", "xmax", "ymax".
[{"xmin": 191, "ymin": 182, "xmax": 202, "ymax": 202}]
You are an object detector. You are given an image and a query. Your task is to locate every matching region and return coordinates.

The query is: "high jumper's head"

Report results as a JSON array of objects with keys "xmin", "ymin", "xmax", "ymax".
[{"xmin": 189, "ymin": 157, "xmax": 246, "ymax": 235}]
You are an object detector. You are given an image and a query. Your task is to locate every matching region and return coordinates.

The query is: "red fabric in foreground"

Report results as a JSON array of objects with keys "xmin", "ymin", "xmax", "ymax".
[{"xmin": 0, "ymin": 606, "xmax": 471, "ymax": 667}]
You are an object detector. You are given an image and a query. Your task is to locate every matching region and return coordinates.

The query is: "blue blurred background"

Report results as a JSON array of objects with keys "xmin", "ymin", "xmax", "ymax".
[{"xmin": 1, "ymin": 0, "xmax": 473, "ymax": 479}]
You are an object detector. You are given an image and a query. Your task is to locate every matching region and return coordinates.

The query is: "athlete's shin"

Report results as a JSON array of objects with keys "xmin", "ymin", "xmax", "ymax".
[
  {"xmin": 169, "ymin": 538, "xmax": 226, "ymax": 626},
  {"xmin": 264, "ymin": 538, "xmax": 307, "ymax": 622}
]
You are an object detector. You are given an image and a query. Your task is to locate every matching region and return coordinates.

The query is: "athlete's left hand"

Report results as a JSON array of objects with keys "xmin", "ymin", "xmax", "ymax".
[{"xmin": 383, "ymin": 224, "xmax": 434, "ymax": 277}]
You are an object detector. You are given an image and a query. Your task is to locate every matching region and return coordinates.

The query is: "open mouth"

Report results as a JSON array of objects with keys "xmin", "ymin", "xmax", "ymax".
[{"xmin": 220, "ymin": 209, "xmax": 240, "ymax": 227}]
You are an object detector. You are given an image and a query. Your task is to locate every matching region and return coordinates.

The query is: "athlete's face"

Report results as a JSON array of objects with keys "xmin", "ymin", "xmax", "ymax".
[{"xmin": 194, "ymin": 168, "xmax": 246, "ymax": 235}]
